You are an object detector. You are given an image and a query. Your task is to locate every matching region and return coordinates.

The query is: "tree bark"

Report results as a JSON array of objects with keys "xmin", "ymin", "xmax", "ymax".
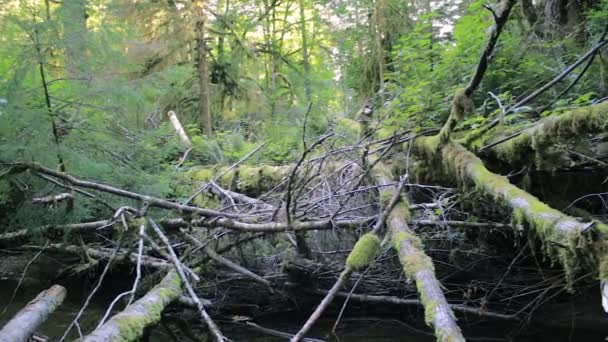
[
  {"xmin": 167, "ymin": 111, "xmax": 192, "ymax": 147},
  {"xmin": 0, "ymin": 285, "xmax": 66, "ymax": 342},
  {"xmin": 373, "ymin": 165, "xmax": 465, "ymax": 342},
  {"xmin": 195, "ymin": 1, "xmax": 213, "ymax": 136},
  {"xmin": 416, "ymin": 138, "xmax": 608, "ymax": 283},
  {"xmin": 82, "ymin": 270, "xmax": 182, "ymax": 342},
  {"xmin": 298, "ymin": 0, "xmax": 312, "ymax": 103}
]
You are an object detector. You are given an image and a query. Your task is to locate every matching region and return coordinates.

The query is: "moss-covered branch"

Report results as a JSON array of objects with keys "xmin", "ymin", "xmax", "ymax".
[
  {"xmin": 82, "ymin": 270, "xmax": 182, "ymax": 342},
  {"xmin": 484, "ymin": 101, "xmax": 608, "ymax": 167},
  {"xmin": 416, "ymin": 139, "xmax": 608, "ymax": 283},
  {"xmin": 373, "ymin": 165, "xmax": 465, "ymax": 342}
]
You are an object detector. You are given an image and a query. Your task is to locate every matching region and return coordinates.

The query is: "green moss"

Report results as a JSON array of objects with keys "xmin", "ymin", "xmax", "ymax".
[
  {"xmin": 391, "ymin": 202, "xmax": 412, "ymax": 221},
  {"xmin": 346, "ymin": 233, "xmax": 381, "ymax": 270},
  {"xmin": 418, "ymin": 285, "xmax": 439, "ymax": 325},
  {"xmin": 115, "ymin": 315, "xmax": 148, "ymax": 342},
  {"xmin": 336, "ymin": 117, "xmax": 362, "ymax": 138},
  {"xmin": 401, "ymin": 249, "xmax": 435, "ymax": 278},
  {"xmin": 193, "ymin": 193, "xmax": 220, "ymax": 209},
  {"xmin": 494, "ymin": 102, "xmax": 608, "ymax": 169},
  {"xmin": 392, "ymin": 230, "xmax": 423, "ymax": 251},
  {"xmin": 451, "ymin": 88, "xmax": 474, "ymax": 122},
  {"xmin": 599, "ymin": 253, "xmax": 608, "ymax": 280},
  {"xmin": 188, "ymin": 168, "xmax": 215, "ymax": 182},
  {"xmin": 439, "ymin": 142, "xmax": 597, "ymax": 285},
  {"xmin": 109, "ymin": 271, "xmax": 182, "ymax": 342}
]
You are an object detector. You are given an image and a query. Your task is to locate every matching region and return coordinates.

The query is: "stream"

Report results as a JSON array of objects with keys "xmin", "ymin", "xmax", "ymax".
[{"xmin": 1, "ymin": 253, "xmax": 607, "ymax": 341}]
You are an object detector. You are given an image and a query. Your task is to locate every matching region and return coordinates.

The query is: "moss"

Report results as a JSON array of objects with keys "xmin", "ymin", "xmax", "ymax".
[
  {"xmin": 115, "ymin": 315, "xmax": 149, "ymax": 342},
  {"xmin": 391, "ymin": 201, "xmax": 412, "ymax": 221},
  {"xmin": 345, "ymin": 233, "xmax": 381, "ymax": 270},
  {"xmin": 439, "ymin": 142, "xmax": 596, "ymax": 285},
  {"xmin": 451, "ymin": 88, "xmax": 474, "ymax": 122},
  {"xmin": 109, "ymin": 271, "xmax": 182, "ymax": 342},
  {"xmin": 392, "ymin": 230, "xmax": 422, "ymax": 250},
  {"xmin": 193, "ymin": 193, "xmax": 220, "ymax": 209},
  {"xmin": 599, "ymin": 253, "xmax": 608, "ymax": 280},
  {"xmin": 494, "ymin": 102, "xmax": 608, "ymax": 169},
  {"xmin": 336, "ymin": 117, "xmax": 362, "ymax": 138},
  {"xmin": 188, "ymin": 168, "xmax": 215, "ymax": 182},
  {"xmin": 401, "ymin": 249, "xmax": 435, "ymax": 278}
]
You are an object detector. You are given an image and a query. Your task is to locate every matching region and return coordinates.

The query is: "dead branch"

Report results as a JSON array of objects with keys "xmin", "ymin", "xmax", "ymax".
[
  {"xmin": 0, "ymin": 285, "xmax": 66, "ymax": 342},
  {"xmin": 31, "ymin": 192, "xmax": 73, "ymax": 205}
]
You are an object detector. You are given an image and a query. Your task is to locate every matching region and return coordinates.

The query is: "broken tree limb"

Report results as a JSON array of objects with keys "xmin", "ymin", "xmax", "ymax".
[
  {"xmin": 373, "ymin": 164, "xmax": 465, "ymax": 342},
  {"xmin": 0, "ymin": 285, "xmax": 66, "ymax": 342},
  {"xmin": 32, "ymin": 192, "xmax": 73, "ymax": 205},
  {"xmin": 438, "ymin": 0, "xmax": 517, "ymax": 141},
  {"xmin": 167, "ymin": 111, "xmax": 192, "ymax": 147},
  {"xmin": 0, "ymin": 215, "xmax": 374, "ymax": 246},
  {"xmin": 416, "ymin": 139, "xmax": 608, "ymax": 283},
  {"xmin": 284, "ymin": 282, "xmax": 518, "ymax": 320},
  {"xmin": 82, "ymin": 270, "xmax": 182, "ymax": 342},
  {"xmin": 148, "ymin": 219, "xmax": 226, "ymax": 341},
  {"xmin": 10, "ymin": 162, "xmax": 240, "ymax": 219}
]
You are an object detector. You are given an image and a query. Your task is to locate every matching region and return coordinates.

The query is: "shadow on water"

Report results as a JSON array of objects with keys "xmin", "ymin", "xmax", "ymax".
[{"xmin": 0, "ymin": 253, "xmax": 607, "ymax": 341}]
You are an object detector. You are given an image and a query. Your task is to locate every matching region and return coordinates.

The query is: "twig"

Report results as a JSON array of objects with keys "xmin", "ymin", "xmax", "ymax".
[
  {"xmin": 1, "ymin": 241, "xmax": 49, "ymax": 317},
  {"xmin": 148, "ymin": 218, "xmax": 226, "ymax": 341},
  {"xmin": 95, "ymin": 222, "xmax": 146, "ymax": 328},
  {"xmin": 59, "ymin": 237, "xmax": 123, "ymax": 342}
]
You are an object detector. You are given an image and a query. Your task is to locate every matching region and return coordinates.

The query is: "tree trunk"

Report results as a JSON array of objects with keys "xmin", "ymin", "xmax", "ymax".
[
  {"xmin": 195, "ymin": 1, "xmax": 213, "ymax": 136},
  {"xmin": 61, "ymin": 0, "xmax": 88, "ymax": 80},
  {"xmin": 299, "ymin": 0, "xmax": 312, "ymax": 103},
  {"xmin": 82, "ymin": 270, "xmax": 182, "ymax": 342},
  {"xmin": 0, "ymin": 285, "xmax": 66, "ymax": 342},
  {"xmin": 520, "ymin": 0, "xmax": 538, "ymax": 29}
]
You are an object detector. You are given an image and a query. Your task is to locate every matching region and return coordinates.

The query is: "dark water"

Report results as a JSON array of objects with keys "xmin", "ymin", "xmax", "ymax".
[
  {"xmin": 1, "ymin": 253, "xmax": 607, "ymax": 341},
  {"xmin": 2, "ymin": 278, "xmax": 607, "ymax": 342}
]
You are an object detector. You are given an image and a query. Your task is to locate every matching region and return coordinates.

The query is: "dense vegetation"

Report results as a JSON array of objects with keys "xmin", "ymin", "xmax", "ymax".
[{"xmin": 1, "ymin": 0, "xmax": 608, "ymax": 341}]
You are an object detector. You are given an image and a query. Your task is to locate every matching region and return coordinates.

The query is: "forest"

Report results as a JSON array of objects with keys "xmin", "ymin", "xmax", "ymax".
[{"xmin": 0, "ymin": 0, "xmax": 608, "ymax": 341}]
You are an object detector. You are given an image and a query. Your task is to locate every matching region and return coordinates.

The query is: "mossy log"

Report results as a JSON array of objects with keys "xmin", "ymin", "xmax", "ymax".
[
  {"xmin": 82, "ymin": 270, "xmax": 182, "ymax": 342},
  {"xmin": 416, "ymin": 139, "xmax": 608, "ymax": 282},
  {"xmin": 0, "ymin": 285, "xmax": 66, "ymax": 342},
  {"xmin": 468, "ymin": 102, "xmax": 608, "ymax": 168},
  {"xmin": 187, "ymin": 164, "xmax": 292, "ymax": 195},
  {"xmin": 373, "ymin": 164, "xmax": 465, "ymax": 342}
]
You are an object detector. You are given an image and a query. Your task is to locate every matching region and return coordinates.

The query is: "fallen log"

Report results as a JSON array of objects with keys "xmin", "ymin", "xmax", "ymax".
[
  {"xmin": 8, "ymin": 162, "xmax": 240, "ymax": 219},
  {"xmin": 0, "ymin": 285, "xmax": 66, "ymax": 342},
  {"xmin": 416, "ymin": 138, "xmax": 608, "ymax": 283},
  {"xmin": 373, "ymin": 164, "xmax": 466, "ymax": 342},
  {"xmin": 82, "ymin": 270, "xmax": 182, "ymax": 342},
  {"xmin": 481, "ymin": 101, "xmax": 608, "ymax": 167}
]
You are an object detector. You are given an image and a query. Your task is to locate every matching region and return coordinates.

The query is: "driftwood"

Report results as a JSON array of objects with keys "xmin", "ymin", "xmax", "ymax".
[
  {"xmin": 0, "ymin": 285, "xmax": 66, "ymax": 342},
  {"xmin": 82, "ymin": 270, "xmax": 182, "ymax": 342}
]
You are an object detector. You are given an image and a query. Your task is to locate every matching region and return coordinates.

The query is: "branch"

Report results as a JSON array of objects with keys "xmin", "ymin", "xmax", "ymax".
[{"xmin": 0, "ymin": 285, "xmax": 66, "ymax": 342}]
